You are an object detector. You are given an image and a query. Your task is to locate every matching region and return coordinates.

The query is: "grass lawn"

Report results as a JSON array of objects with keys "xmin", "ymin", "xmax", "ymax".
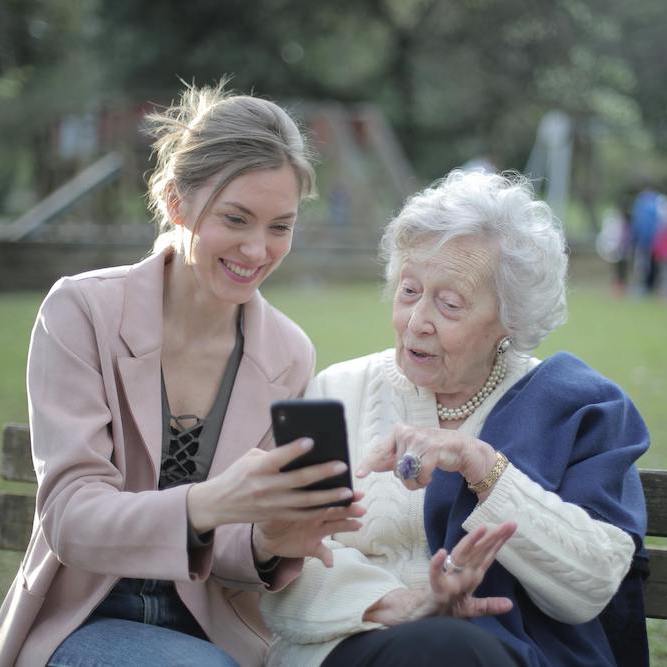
[
  {"xmin": 1, "ymin": 280, "xmax": 666, "ymax": 660},
  {"xmin": 0, "ymin": 549, "xmax": 21, "ymax": 601},
  {"xmin": 0, "ymin": 293, "xmax": 38, "ymax": 433}
]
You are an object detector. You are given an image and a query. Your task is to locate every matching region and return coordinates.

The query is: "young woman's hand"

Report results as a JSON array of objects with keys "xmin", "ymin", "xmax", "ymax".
[
  {"xmin": 363, "ymin": 522, "xmax": 516, "ymax": 625},
  {"xmin": 251, "ymin": 491, "xmax": 365, "ymax": 566},
  {"xmin": 187, "ymin": 438, "xmax": 363, "ymax": 534}
]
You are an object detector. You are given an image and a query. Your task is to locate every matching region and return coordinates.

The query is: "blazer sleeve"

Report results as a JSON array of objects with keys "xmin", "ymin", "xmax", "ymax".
[{"xmin": 28, "ymin": 278, "xmax": 203, "ymax": 582}]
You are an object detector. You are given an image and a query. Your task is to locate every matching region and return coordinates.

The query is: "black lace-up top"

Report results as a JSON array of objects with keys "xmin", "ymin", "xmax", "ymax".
[{"xmin": 159, "ymin": 310, "xmax": 244, "ymax": 490}]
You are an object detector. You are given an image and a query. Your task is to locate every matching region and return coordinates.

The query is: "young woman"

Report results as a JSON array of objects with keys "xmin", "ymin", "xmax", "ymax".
[{"xmin": 0, "ymin": 83, "xmax": 364, "ymax": 667}]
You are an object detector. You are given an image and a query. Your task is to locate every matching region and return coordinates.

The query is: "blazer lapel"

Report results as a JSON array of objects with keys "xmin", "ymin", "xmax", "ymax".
[
  {"xmin": 208, "ymin": 292, "xmax": 292, "ymax": 475},
  {"xmin": 118, "ymin": 352, "xmax": 162, "ymax": 484},
  {"xmin": 117, "ymin": 250, "xmax": 167, "ymax": 484},
  {"xmin": 208, "ymin": 359, "xmax": 290, "ymax": 475}
]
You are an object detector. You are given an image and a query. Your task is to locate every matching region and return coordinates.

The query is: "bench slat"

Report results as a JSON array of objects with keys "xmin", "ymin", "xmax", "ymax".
[
  {"xmin": 1, "ymin": 423, "xmax": 35, "ymax": 483},
  {"xmin": 645, "ymin": 546, "xmax": 667, "ymax": 619},
  {"xmin": 640, "ymin": 470, "xmax": 667, "ymax": 538},
  {"xmin": 0, "ymin": 493, "xmax": 35, "ymax": 551}
]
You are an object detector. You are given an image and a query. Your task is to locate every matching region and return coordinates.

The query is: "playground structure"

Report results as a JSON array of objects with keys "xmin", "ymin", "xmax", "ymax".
[
  {"xmin": 525, "ymin": 110, "xmax": 573, "ymax": 224},
  {"xmin": 0, "ymin": 102, "xmax": 417, "ymax": 290},
  {"xmin": 0, "ymin": 104, "xmax": 585, "ymax": 290}
]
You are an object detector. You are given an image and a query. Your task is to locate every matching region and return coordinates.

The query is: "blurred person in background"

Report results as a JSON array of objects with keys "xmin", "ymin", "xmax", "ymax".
[
  {"xmin": 596, "ymin": 192, "xmax": 634, "ymax": 297},
  {"xmin": 261, "ymin": 170, "xmax": 649, "ymax": 667},
  {"xmin": 0, "ymin": 82, "xmax": 367, "ymax": 667},
  {"xmin": 630, "ymin": 184, "xmax": 665, "ymax": 294},
  {"xmin": 651, "ymin": 197, "xmax": 667, "ymax": 299}
]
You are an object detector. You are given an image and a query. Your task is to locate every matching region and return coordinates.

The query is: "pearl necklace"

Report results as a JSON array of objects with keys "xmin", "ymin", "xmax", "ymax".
[{"xmin": 436, "ymin": 353, "xmax": 507, "ymax": 421}]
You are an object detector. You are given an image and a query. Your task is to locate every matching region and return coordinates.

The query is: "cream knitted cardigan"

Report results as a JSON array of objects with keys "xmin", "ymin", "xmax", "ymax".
[{"xmin": 260, "ymin": 350, "xmax": 635, "ymax": 667}]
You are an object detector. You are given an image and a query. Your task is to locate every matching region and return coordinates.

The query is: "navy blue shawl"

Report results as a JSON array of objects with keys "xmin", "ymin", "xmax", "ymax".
[{"xmin": 423, "ymin": 352, "xmax": 649, "ymax": 667}]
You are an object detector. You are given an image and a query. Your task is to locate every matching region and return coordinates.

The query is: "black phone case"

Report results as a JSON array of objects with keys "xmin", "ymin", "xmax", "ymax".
[{"xmin": 271, "ymin": 399, "xmax": 353, "ymax": 507}]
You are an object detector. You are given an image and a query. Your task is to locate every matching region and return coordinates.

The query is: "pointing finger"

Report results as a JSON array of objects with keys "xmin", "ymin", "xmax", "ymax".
[{"xmin": 356, "ymin": 436, "xmax": 396, "ymax": 477}]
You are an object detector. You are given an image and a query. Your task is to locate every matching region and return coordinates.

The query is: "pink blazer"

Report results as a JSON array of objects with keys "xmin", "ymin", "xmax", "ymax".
[{"xmin": 0, "ymin": 249, "xmax": 315, "ymax": 667}]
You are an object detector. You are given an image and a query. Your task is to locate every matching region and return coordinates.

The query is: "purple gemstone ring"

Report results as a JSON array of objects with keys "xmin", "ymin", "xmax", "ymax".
[{"xmin": 395, "ymin": 452, "xmax": 423, "ymax": 481}]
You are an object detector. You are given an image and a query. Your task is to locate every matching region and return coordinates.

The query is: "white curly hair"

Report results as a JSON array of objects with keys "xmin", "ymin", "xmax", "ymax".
[{"xmin": 380, "ymin": 170, "xmax": 568, "ymax": 353}]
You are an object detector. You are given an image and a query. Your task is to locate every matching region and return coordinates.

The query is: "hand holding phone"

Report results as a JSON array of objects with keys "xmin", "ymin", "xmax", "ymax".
[{"xmin": 271, "ymin": 399, "xmax": 353, "ymax": 507}]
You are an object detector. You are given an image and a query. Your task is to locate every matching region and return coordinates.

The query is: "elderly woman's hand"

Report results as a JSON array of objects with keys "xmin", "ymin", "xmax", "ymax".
[
  {"xmin": 356, "ymin": 423, "xmax": 498, "ymax": 494},
  {"xmin": 363, "ymin": 522, "xmax": 516, "ymax": 625}
]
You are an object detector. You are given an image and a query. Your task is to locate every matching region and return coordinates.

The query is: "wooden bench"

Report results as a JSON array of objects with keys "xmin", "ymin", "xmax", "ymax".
[
  {"xmin": 2, "ymin": 424, "xmax": 666, "ymax": 619},
  {"xmin": 641, "ymin": 470, "xmax": 667, "ymax": 619}
]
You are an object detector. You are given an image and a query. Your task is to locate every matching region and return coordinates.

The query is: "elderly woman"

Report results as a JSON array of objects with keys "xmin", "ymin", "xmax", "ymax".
[{"xmin": 261, "ymin": 171, "xmax": 649, "ymax": 667}]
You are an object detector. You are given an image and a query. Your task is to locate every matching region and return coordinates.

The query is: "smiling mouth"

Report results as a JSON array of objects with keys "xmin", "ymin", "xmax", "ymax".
[{"xmin": 220, "ymin": 259, "xmax": 262, "ymax": 280}]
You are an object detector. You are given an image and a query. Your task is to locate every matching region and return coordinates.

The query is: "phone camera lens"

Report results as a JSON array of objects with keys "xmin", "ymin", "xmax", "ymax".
[{"xmin": 278, "ymin": 412, "xmax": 287, "ymax": 423}]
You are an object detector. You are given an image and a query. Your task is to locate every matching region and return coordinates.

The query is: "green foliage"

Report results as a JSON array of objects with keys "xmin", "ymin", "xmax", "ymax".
[
  {"xmin": 3, "ymin": 0, "xmax": 667, "ymax": 218},
  {"xmin": 0, "ymin": 0, "xmax": 104, "ymax": 208},
  {"xmin": 86, "ymin": 0, "xmax": 667, "ymax": 204}
]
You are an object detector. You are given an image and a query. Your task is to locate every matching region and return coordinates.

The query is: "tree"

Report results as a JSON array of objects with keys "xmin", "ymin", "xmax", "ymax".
[
  {"xmin": 0, "ymin": 0, "xmax": 102, "ymax": 207},
  {"xmin": 4, "ymin": 0, "xmax": 667, "ymax": 226}
]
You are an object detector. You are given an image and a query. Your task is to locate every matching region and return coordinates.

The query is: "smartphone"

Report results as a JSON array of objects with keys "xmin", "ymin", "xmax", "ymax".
[{"xmin": 271, "ymin": 399, "xmax": 353, "ymax": 507}]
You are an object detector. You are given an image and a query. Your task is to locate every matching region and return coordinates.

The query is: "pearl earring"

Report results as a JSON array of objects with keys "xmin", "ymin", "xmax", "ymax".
[{"xmin": 497, "ymin": 336, "xmax": 512, "ymax": 355}]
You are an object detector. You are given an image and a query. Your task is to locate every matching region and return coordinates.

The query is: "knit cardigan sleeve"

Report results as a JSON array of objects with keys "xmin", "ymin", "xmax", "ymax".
[
  {"xmin": 447, "ymin": 352, "xmax": 646, "ymax": 625},
  {"xmin": 260, "ymin": 537, "xmax": 404, "ymax": 643},
  {"xmin": 463, "ymin": 464, "xmax": 635, "ymax": 624}
]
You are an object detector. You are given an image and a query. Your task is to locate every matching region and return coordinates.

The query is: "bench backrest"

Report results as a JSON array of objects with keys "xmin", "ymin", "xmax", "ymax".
[
  {"xmin": 642, "ymin": 469, "xmax": 667, "ymax": 619},
  {"xmin": 2, "ymin": 424, "xmax": 667, "ymax": 618}
]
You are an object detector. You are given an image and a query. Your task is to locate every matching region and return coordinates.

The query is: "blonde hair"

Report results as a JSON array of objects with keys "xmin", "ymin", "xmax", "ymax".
[{"xmin": 145, "ymin": 81, "xmax": 316, "ymax": 251}]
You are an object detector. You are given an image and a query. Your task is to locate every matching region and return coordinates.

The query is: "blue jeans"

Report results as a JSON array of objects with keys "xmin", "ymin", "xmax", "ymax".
[
  {"xmin": 48, "ymin": 578, "xmax": 239, "ymax": 666},
  {"xmin": 48, "ymin": 617, "xmax": 239, "ymax": 666}
]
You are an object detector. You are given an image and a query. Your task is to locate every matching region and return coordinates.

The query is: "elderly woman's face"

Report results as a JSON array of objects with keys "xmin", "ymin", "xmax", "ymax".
[{"xmin": 392, "ymin": 236, "xmax": 507, "ymax": 397}]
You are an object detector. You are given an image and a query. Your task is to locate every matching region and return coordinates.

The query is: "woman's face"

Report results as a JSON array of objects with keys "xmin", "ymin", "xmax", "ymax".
[
  {"xmin": 177, "ymin": 164, "xmax": 300, "ymax": 304},
  {"xmin": 392, "ymin": 236, "xmax": 507, "ymax": 397}
]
